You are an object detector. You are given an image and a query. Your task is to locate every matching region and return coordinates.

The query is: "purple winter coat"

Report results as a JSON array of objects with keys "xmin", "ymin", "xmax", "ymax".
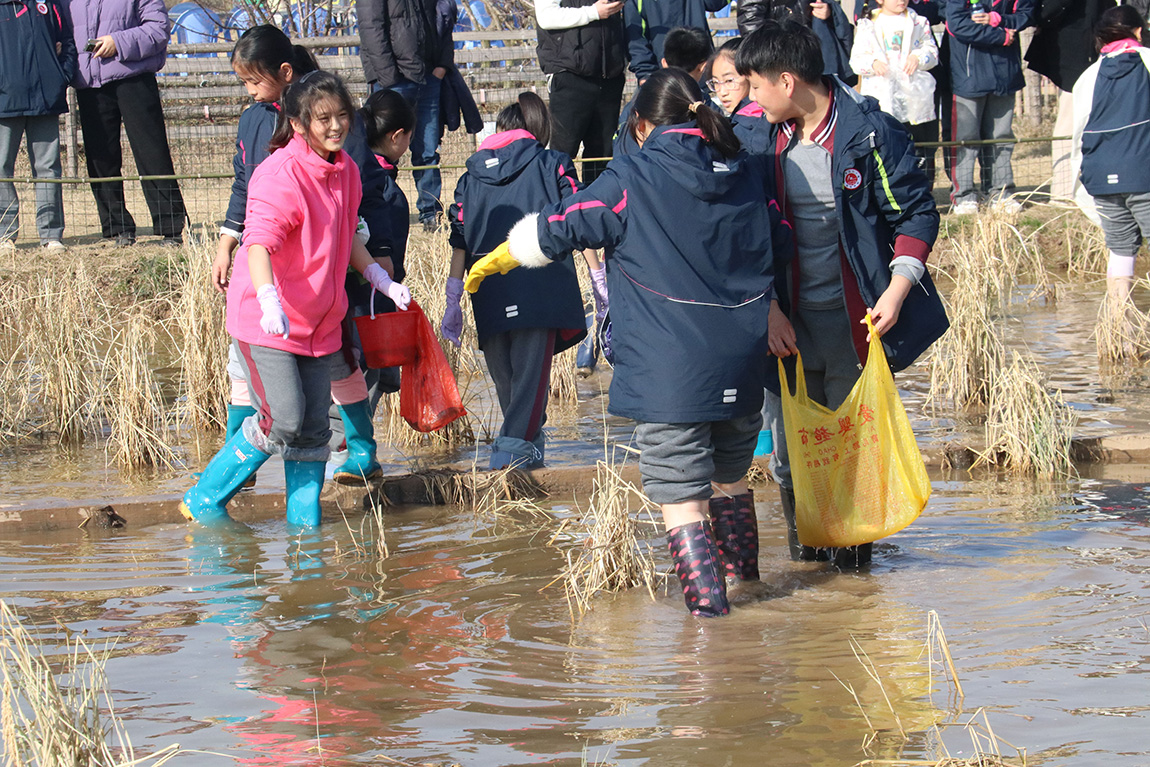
[{"xmin": 66, "ymin": 0, "xmax": 168, "ymax": 89}]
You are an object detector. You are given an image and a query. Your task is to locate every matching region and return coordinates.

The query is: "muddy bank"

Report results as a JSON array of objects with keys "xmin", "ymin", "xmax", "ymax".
[{"xmin": 6, "ymin": 430, "xmax": 1150, "ymax": 535}]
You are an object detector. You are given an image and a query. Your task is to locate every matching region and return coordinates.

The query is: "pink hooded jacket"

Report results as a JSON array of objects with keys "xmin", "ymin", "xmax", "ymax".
[{"xmin": 227, "ymin": 132, "xmax": 363, "ymax": 357}]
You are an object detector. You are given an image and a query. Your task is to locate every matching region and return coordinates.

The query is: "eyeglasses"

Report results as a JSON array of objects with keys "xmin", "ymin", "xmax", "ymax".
[{"xmin": 706, "ymin": 76, "xmax": 745, "ymax": 92}]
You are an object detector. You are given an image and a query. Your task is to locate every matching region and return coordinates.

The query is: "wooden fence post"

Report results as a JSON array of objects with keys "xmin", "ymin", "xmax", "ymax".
[{"xmin": 65, "ymin": 86, "xmax": 79, "ymax": 177}]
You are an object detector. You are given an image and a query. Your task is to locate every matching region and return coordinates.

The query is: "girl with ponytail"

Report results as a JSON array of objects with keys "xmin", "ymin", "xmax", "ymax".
[
  {"xmin": 443, "ymin": 91, "xmax": 605, "ymax": 470},
  {"xmin": 464, "ymin": 69, "xmax": 791, "ymax": 618}
]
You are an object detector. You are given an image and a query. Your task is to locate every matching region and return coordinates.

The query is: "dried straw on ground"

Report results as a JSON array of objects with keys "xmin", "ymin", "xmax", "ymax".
[
  {"xmin": 1094, "ymin": 277, "xmax": 1150, "ymax": 363},
  {"xmin": 975, "ymin": 350, "xmax": 1077, "ymax": 478},
  {"xmin": 927, "ymin": 266, "xmax": 1008, "ymax": 412},
  {"xmin": 557, "ymin": 458, "xmax": 660, "ymax": 619},
  {"xmin": 175, "ymin": 233, "xmax": 229, "ymax": 433},
  {"xmin": 103, "ymin": 313, "xmax": 182, "ymax": 471},
  {"xmin": 0, "ymin": 600, "xmax": 185, "ymax": 766}
]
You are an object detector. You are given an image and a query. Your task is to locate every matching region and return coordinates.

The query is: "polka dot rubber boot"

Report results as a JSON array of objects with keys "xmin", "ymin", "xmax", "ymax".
[
  {"xmin": 666, "ymin": 520, "xmax": 730, "ymax": 618},
  {"xmin": 709, "ymin": 491, "xmax": 760, "ymax": 582}
]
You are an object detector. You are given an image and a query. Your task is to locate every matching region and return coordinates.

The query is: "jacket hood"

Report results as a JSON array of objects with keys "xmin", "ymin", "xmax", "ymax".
[
  {"xmin": 466, "ymin": 130, "xmax": 545, "ymax": 185},
  {"xmin": 642, "ymin": 123, "xmax": 748, "ymax": 202},
  {"xmin": 1099, "ymin": 49, "xmax": 1145, "ymax": 80}
]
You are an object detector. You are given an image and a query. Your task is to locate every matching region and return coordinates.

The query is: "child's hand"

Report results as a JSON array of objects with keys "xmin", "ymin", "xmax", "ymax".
[
  {"xmin": 768, "ymin": 300, "xmax": 799, "ymax": 358},
  {"xmin": 441, "ymin": 277, "xmax": 464, "ymax": 347},
  {"xmin": 873, "ymin": 60, "xmax": 889, "ymax": 77},
  {"xmin": 971, "ymin": 11, "xmax": 990, "ymax": 24},
  {"xmin": 464, "ymin": 241, "xmax": 519, "ymax": 293},
  {"xmin": 863, "ymin": 275, "xmax": 913, "ymax": 340},
  {"xmin": 811, "ymin": 1, "xmax": 830, "ymax": 20},
  {"xmin": 363, "ymin": 262, "xmax": 411, "ymax": 311},
  {"xmin": 590, "ymin": 266, "xmax": 609, "ymax": 321},
  {"xmin": 213, "ymin": 237, "xmax": 238, "ymax": 294},
  {"xmin": 903, "ymin": 55, "xmax": 919, "ymax": 76}
]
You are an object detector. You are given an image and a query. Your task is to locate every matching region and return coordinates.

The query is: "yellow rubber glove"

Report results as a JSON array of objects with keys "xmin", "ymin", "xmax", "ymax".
[{"xmin": 464, "ymin": 241, "xmax": 519, "ymax": 293}]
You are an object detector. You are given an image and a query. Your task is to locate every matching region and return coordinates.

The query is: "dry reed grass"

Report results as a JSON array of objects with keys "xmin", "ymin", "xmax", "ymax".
[
  {"xmin": 553, "ymin": 450, "xmax": 661, "ymax": 620},
  {"xmin": 103, "ymin": 313, "xmax": 182, "ymax": 472},
  {"xmin": 975, "ymin": 350, "xmax": 1077, "ymax": 478},
  {"xmin": 1094, "ymin": 277, "xmax": 1150, "ymax": 363},
  {"xmin": 0, "ymin": 600, "xmax": 186, "ymax": 766},
  {"xmin": 927, "ymin": 268, "xmax": 1008, "ymax": 412},
  {"xmin": 937, "ymin": 211, "xmax": 1051, "ymax": 308},
  {"xmin": 847, "ymin": 611, "xmax": 1028, "ymax": 767},
  {"xmin": 175, "ymin": 234, "xmax": 229, "ymax": 433}
]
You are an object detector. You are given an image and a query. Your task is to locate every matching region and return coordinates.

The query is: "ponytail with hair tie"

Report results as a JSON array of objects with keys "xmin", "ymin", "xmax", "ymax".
[{"xmin": 688, "ymin": 101, "xmax": 703, "ymax": 114}]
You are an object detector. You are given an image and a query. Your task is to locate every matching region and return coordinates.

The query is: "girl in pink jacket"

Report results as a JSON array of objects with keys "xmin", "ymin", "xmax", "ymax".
[{"xmin": 180, "ymin": 71, "xmax": 411, "ymax": 528}]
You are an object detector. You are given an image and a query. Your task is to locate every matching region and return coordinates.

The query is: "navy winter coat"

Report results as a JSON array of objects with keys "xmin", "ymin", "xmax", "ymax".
[
  {"xmin": 731, "ymin": 98, "xmax": 772, "ymax": 156},
  {"xmin": 0, "ymin": 0, "xmax": 76, "ymax": 117},
  {"xmin": 346, "ymin": 154, "xmax": 412, "ymax": 315},
  {"xmin": 767, "ymin": 79, "xmax": 947, "ymax": 386},
  {"xmin": 623, "ymin": 0, "xmax": 727, "ymax": 82},
  {"xmin": 221, "ymin": 103, "xmax": 400, "ymax": 287},
  {"xmin": 527, "ymin": 124, "xmax": 788, "ymax": 423},
  {"xmin": 944, "ymin": 0, "xmax": 1035, "ymax": 98},
  {"xmin": 1072, "ymin": 45, "xmax": 1150, "ymax": 197},
  {"xmin": 449, "ymin": 130, "xmax": 587, "ymax": 352}
]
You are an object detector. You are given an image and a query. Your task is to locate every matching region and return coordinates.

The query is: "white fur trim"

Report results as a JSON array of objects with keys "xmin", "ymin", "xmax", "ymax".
[{"xmin": 508, "ymin": 213, "xmax": 551, "ymax": 268}]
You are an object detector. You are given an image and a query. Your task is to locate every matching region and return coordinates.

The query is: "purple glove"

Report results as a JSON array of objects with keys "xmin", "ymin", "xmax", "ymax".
[
  {"xmin": 256, "ymin": 283, "xmax": 290, "ymax": 339},
  {"xmin": 441, "ymin": 277, "xmax": 464, "ymax": 347},
  {"xmin": 363, "ymin": 262, "xmax": 411, "ymax": 314},
  {"xmin": 590, "ymin": 266, "xmax": 609, "ymax": 321}
]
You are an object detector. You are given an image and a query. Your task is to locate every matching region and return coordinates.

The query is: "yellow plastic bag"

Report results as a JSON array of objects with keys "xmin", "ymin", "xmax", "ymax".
[{"xmin": 778, "ymin": 315, "xmax": 931, "ymax": 548}]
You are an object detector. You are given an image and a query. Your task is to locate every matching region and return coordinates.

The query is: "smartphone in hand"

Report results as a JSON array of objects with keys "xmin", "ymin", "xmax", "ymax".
[{"xmin": 85, "ymin": 39, "xmax": 98, "ymax": 52}]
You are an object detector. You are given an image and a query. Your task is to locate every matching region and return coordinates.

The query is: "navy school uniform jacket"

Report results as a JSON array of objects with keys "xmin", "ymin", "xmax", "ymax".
[
  {"xmin": 448, "ymin": 130, "xmax": 587, "ymax": 353},
  {"xmin": 768, "ymin": 79, "xmax": 947, "ymax": 389},
  {"xmin": 221, "ymin": 103, "xmax": 402, "ymax": 294},
  {"xmin": 612, "ymin": 89, "xmax": 720, "ymax": 157},
  {"xmin": 944, "ymin": 0, "xmax": 1035, "ymax": 98},
  {"xmin": 0, "ymin": 0, "xmax": 77, "ymax": 117},
  {"xmin": 1072, "ymin": 43, "xmax": 1150, "ymax": 197},
  {"xmin": 623, "ymin": 0, "xmax": 728, "ymax": 82},
  {"xmin": 731, "ymin": 98, "xmax": 772, "ymax": 156},
  {"xmin": 521, "ymin": 124, "xmax": 791, "ymax": 423},
  {"xmin": 346, "ymin": 153, "xmax": 412, "ymax": 315}
]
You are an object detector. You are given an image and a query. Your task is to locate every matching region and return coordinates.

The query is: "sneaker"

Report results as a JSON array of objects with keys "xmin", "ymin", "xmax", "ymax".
[
  {"xmin": 42, "ymin": 240, "xmax": 66, "ymax": 253},
  {"xmin": 114, "ymin": 232, "xmax": 136, "ymax": 247},
  {"xmin": 159, "ymin": 235, "xmax": 184, "ymax": 247},
  {"xmin": 990, "ymin": 197, "xmax": 1023, "ymax": 215},
  {"xmin": 0, "ymin": 239, "xmax": 14, "ymax": 253},
  {"xmin": 951, "ymin": 200, "xmax": 979, "ymax": 216}
]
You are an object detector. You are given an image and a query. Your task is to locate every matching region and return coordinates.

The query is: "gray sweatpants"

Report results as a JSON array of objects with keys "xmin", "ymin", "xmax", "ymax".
[
  {"xmin": 483, "ymin": 327, "xmax": 556, "ymax": 461},
  {"xmin": 951, "ymin": 92, "xmax": 1016, "ymax": 204},
  {"xmin": 1094, "ymin": 192, "xmax": 1150, "ymax": 258},
  {"xmin": 770, "ymin": 301, "xmax": 862, "ymax": 490},
  {"xmin": 0, "ymin": 115, "xmax": 64, "ymax": 244},
  {"xmin": 634, "ymin": 413, "xmax": 763, "ymax": 505},
  {"xmin": 233, "ymin": 340, "xmax": 339, "ymax": 462}
]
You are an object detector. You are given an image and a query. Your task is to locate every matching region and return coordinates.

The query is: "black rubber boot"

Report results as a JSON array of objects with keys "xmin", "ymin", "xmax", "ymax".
[
  {"xmin": 666, "ymin": 520, "xmax": 730, "ymax": 618},
  {"xmin": 779, "ymin": 486, "xmax": 831, "ymax": 562},
  {"xmin": 833, "ymin": 543, "xmax": 873, "ymax": 569},
  {"xmin": 709, "ymin": 491, "xmax": 760, "ymax": 582}
]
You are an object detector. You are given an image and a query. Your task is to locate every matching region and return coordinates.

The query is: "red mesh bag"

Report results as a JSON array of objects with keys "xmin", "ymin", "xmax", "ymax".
[{"xmin": 399, "ymin": 300, "xmax": 467, "ymax": 432}]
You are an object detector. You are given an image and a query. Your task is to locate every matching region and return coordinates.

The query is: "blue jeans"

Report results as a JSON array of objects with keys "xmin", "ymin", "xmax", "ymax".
[
  {"xmin": 0, "ymin": 115, "xmax": 64, "ymax": 243},
  {"xmin": 388, "ymin": 76, "xmax": 443, "ymax": 223}
]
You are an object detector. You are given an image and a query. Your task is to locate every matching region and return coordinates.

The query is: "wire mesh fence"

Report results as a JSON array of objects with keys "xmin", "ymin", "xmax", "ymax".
[{"xmin": 1, "ymin": 26, "xmax": 1074, "ymax": 246}]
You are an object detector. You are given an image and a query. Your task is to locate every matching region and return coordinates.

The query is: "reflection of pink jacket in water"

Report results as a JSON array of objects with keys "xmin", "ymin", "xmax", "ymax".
[{"xmin": 227, "ymin": 133, "xmax": 363, "ymax": 357}]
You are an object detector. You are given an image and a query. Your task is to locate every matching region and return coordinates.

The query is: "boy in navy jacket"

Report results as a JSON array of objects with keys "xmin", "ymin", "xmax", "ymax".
[
  {"xmin": 0, "ymin": 0, "xmax": 76, "ymax": 251},
  {"xmin": 736, "ymin": 19, "xmax": 947, "ymax": 568},
  {"xmin": 944, "ymin": 0, "xmax": 1035, "ymax": 213}
]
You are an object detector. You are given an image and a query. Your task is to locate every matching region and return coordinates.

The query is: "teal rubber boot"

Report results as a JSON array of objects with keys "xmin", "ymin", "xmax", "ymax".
[
  {"xmin": 285, "ymin": 460, "xmax": 326, "ymax": 527},
  {"xmin": 180, "ymin": 430, "xmax": 270, "ymax": 524},
  {"xmin": 226, "ymin": 403, "xmax": 257, "ymax": 439},
  {"xmin": 332, "ymin": 400, "xmax": 383, "ymax": 485}
]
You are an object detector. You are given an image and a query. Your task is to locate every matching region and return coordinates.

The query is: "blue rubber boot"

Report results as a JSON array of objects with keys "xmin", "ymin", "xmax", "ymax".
[
  {"xmin": 285, "ymin": 460, "xmax": 325, "ymax": 527},
  {"xmin": 331, "ymin": 400, "xmax": 383, "ymax": 485},
  {"xmin": 180, "ymin": 430, "xmax": 270, "ymax": 524},
  {"xmin": 226, "ymin": 404, "xmax": 257, "ymax": 439}
]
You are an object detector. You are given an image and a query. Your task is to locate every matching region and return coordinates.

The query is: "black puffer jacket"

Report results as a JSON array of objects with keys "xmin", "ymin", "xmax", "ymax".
[
  {"xmin": 737, "ymin": 0, "xmax": 856, "ymax": 85},
  {"xmin": 355, "ymin": 0, "xmax": 453, "ymax": 86},
  {"xmin": 1024, "ymin": 0, "xmax": 1115, "ymax": 91}
]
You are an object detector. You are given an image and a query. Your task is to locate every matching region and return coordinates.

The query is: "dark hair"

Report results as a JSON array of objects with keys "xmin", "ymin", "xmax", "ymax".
[
  {"xmin": 766, "ymin": 0, "xmax": 812, "ymax": 24},
  {"xmin": 705, "ymin": 36, "xmax": 742, "ymax": 83},
  {"xmin": 495, "ymin": 91, "xmax": 552, "ymax": 147},
  {"xmin": 627, "ymin": 68, "xmax": 741, "ymax": 158},
  {"xmin": 232, "ymin": 25, "xmax": 318, "ymax": 81},
  {"xmin": 268, "ymin": 71, "xmax": 356, "ymax": 151},
  {"xmin": 360, "ymin": 88, "xmax": 416, "ymax": 151},
  {"xmin": 735, "ymin": 19, "xmax": 823, "ymax": 83},
  {"xmin": 662, "ymin": 26, "xmax": 714, "ymax": 71},
  {"xmin": 1095, "ymin": 6, "xmax": 1146, "ymax": 52}
]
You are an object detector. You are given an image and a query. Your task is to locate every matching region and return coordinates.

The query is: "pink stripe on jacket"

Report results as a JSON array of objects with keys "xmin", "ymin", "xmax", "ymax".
[{"xmin": 227, "ymin": 132, "xmax": 363, "ymax": 357}]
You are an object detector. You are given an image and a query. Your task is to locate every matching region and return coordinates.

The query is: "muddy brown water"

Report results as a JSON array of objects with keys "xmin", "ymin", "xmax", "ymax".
[{"xmin": 1, "ymin": 284, "xmax": 1150, "ymax": 765}]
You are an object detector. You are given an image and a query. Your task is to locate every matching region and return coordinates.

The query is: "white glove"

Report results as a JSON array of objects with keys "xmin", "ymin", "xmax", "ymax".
[
  {"xmin": 256, "ymin": 283, "xmax": 290, "ymax": 339},
  {"xmin": 363, "ymin": 262, "xmax": 412, "ymax": 313}
]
